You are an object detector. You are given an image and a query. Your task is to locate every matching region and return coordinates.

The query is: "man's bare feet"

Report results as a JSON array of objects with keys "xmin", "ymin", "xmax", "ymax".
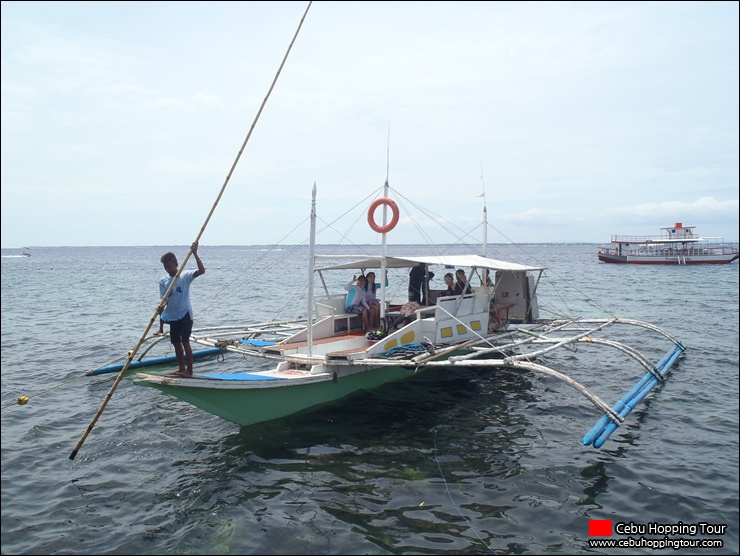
[{"xmin": 165, "ymin": 371, "xmax": 192, "ymax": 377}]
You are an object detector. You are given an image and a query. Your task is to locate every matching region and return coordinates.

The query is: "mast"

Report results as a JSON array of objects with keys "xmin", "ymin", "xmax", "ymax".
[
  {"xmin": 481, "ymin": 171, "xmax": 489, "ymax": 285},
  {"xmin": 379, "ymin": 127, "xmax": 391, "ymax": 324},
  {"xmin": 380, "ymin": 179, "xmax": 389, "ymax": 324},
  {"xmin": 483, "ymin": 205, "xmax": 488, "ymax": 256},
  {"xmin": 480, "ymin": 170, "xmax": 488, "ymax": 257},
  {"xmin": 307, "ymin": 183, "xmax": 317, "ymax": 355}
]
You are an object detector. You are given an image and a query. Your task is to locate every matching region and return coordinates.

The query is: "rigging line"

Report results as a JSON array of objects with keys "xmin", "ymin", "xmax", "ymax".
[
  {"xmin": 68, "ymin": 2, "xmax": 313, "ymax": 461},
  {"xmin": 309, "ymin": 187, "xmax": 384, "ymax": 247},
  {"xmin": 432, "ymin": 426, "xmax": 495, "ymax": 554},
  {"xmin": 484, "ymin": 221, "xmax": 617, "ymax": 317},
  {"xmin": 391, "ymin": 186, "xmax": 485, "ymax": 247},
  {"xmin": 2, "ymin": 374, "xmax": 90, "ymax": 411},
  {"xmin": 388, "ymin": 187, "xmax": 481, "ymax": 251},
  {"xmin": 198, "ymin": 216, "xmax": 311, "ymax": 319}
]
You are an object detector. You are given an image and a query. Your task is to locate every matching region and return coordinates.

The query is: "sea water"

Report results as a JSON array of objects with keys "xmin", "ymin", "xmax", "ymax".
[{"xmin": 1, "ymin": 244, "xmax": 738, "ymax": 554}]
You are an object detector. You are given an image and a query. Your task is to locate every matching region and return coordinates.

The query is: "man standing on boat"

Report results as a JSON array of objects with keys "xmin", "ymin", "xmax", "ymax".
[
  {"xmin": 157, "ymin": 241, "xmax": 206, "ymax": 377},
  {"xmin": 408, "ymin": 262, "xmax": 434, "ymax": 305}
]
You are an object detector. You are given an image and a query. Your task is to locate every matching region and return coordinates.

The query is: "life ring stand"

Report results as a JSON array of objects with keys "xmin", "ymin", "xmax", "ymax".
[{"xmin": 367, "ymin": 197, "xmax": 400, "ymax": 234}]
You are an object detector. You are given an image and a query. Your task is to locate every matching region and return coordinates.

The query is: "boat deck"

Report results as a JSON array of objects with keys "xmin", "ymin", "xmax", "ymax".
[
  {"xmin": 325, "ymin": 346, "xmax": 370, "ymax": 358},
  {"xmin": 264, "ymin": 330, "xmax": 368, "ymax": 356}
]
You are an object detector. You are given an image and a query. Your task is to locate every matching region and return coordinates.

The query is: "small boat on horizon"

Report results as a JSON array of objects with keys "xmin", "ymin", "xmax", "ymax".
[{"xmin": 597, "ymin": 222, "xmax": 739, "ymax": 265}]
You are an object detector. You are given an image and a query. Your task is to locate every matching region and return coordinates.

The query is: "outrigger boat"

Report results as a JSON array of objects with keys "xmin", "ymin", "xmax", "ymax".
[
  {"xmin": 68, "ymin": 2, "xmax": 686, "ymax": 460},
  {"xmin": 134, "ymin": 184, "xmax": 686, "ymax": 449},
  {"xmin": 597, "ymin": 222, "xmax": 739, "ymax": 265}
]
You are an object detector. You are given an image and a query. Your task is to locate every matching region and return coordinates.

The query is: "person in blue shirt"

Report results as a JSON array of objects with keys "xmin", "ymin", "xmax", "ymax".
[{"xmin": 157, "ymin": 241, "xmax": 206, "ymax": 377}]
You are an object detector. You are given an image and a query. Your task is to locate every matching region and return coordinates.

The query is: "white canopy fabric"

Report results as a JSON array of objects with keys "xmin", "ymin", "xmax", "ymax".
[{"xmin": 314, "ymin": 254, "xmax": 544, "ymax": 272}]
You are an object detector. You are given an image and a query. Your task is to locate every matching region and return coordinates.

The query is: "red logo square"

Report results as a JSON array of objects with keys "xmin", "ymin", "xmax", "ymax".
[{"xmin": 589, "ymin": 519, "xmax": 613, "ymax": 536}]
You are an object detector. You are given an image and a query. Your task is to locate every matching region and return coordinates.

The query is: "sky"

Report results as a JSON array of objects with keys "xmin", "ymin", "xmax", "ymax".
[{"xmin": 1, "ymin": 0, "xmax": 738, "ymax": 248}]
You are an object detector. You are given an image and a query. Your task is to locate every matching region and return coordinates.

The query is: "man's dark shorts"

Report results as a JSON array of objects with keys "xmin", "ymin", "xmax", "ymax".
[{"xmin": 168, "ymin": 312, "xmax": 193, "ymax": 344}]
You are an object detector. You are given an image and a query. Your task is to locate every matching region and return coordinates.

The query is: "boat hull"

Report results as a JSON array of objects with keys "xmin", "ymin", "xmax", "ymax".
[
  {"xmin": 135, "ymin": 363, "xmax": 417, "ymax": 426},
  {"xmin": 597, "ymin": 223, "xmax": 738, "ymax": 264},
  {"xmin": 598, "ymin": 253, "xmax": 739, "ymax": 264}
]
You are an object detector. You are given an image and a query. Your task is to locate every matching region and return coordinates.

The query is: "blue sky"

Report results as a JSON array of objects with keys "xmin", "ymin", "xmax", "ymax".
[{"xmin": 2, "ymin": 1, "xmax": 738, "ymax": 248}]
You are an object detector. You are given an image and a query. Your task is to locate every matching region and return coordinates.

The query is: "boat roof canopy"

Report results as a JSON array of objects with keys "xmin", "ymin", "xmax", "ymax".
[{"xmin": 315, "ymin": 254, "xmax": 544, "ymax": 272}]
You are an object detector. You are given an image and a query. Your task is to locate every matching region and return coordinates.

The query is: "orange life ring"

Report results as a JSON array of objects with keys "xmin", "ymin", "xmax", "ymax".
[{"xmin": 367, "ymin": 197, "xmax": 400, "ymax": 234}]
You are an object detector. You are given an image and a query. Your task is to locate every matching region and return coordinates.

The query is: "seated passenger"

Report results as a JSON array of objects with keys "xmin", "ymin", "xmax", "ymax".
[
  {"xmin": 363, "ymin": 271, "xmax": 388, "ymax": 329},
  {"xmin": 441, "ymin": 272, "xmax": 457, "ymax": 296},
  {"xmin": 453, "ymin": 269, "xmax": 472, "ymax": 295},
  {"xmin": 344, "ymin": 275, "xmax": 370, "ymax": 331}
]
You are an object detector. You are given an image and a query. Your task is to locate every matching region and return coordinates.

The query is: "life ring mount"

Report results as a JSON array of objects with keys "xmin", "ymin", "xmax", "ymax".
[{"xmin": 367, "ymin": 197, "xmax": 400, "ymax": 234}]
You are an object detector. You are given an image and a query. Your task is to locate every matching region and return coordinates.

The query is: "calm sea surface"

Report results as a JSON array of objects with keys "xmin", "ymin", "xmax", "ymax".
[{"xmin": 2, "ymin": 244, "xmax": 738, "ymax": 555}]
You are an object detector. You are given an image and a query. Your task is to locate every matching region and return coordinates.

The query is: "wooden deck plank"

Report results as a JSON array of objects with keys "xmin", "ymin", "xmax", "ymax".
[{"xmin": 269, "ymin": 330, "xmax": 367, "ymax": 352}]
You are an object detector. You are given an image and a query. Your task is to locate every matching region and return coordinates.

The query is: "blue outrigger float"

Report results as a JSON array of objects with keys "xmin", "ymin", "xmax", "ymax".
[
  {"xmin": 86, "ymin": 347, "xmax": 223, "ymax": 376},
  {"xmin": 583, "ymin": 339, "xmax": 684, "ymax": 448}
]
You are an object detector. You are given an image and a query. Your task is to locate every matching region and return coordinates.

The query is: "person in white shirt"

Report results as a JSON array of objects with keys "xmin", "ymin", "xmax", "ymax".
[{"xmin": 344, "ymin": 275, "xmax": 370, "ymax": 331}]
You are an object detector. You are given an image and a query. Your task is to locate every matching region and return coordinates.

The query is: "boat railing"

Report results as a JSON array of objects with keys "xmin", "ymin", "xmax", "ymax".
[
  {"xmin": 315, "ymin": 294, "xmax": 346, "ymax": 317},
  {"xmin": 610, "ymin": 234, "xmax": 681, "ymax": 243},
  {"xmin": 630, "ymin": 244, "xmax": 730, "ymax": 256}
]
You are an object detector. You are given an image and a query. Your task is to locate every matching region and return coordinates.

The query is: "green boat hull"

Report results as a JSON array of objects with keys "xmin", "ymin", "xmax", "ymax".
[{"xmin": 136, "ymin": 363, "xmax": 417, "ymax": 426}]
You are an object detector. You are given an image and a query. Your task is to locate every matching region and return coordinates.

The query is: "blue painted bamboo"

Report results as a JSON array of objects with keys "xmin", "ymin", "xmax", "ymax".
[
  {"xmin": 582, "ymin": 349, "xmax": 674, "ymax": 446},
  {"xmin": 593, "ymin": 344, "xmax": 684, "ymax": 448},
  {"xmin": 89, "ymin": 348, "xmax": 222, "ymax": 375}
]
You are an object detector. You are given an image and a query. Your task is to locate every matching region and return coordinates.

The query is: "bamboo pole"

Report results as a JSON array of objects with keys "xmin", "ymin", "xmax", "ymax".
[{"xmin": 69, "ymin": 1, "xmax": 313, "ymax": 460}]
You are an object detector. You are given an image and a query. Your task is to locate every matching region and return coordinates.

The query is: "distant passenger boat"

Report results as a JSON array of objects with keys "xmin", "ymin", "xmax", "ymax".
[
  {"xmin": 21, "ymin": 252, "xmax": 31, "ymax": 257},
  {"xmin": 597, "ymin": 223, "xmax": 739, "ymax": 265}
]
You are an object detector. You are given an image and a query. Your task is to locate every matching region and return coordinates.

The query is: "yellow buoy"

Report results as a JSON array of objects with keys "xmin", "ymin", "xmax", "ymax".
[{"xmin": 17, "ymin": 396, "xmax": 29, "ymax": 405}]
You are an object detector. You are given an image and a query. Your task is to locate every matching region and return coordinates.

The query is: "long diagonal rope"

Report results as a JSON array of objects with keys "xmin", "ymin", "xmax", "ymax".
[{"xmin": 69, "ymin": 1, "xmax": 313, "ymax": 460}]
